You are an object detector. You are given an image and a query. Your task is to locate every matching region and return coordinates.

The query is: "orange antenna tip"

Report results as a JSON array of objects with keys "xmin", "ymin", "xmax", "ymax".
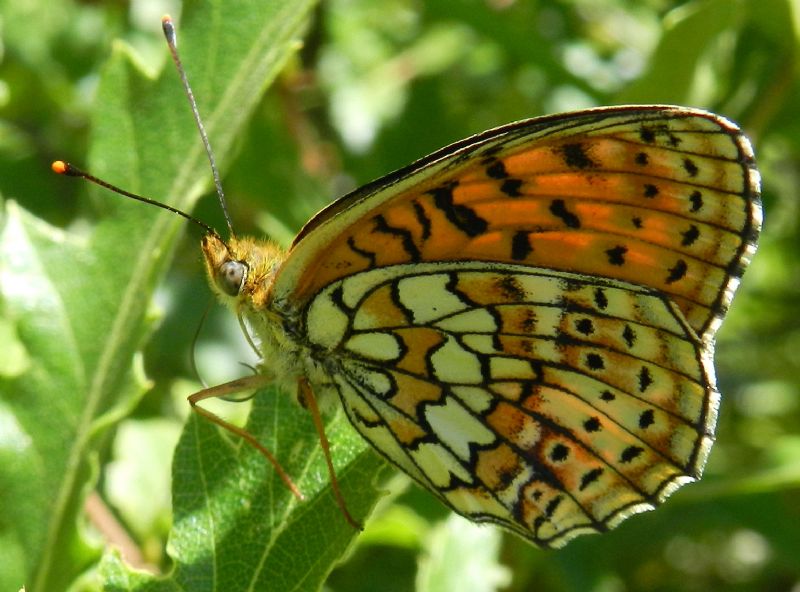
[{"xmin": 52, "ymin": 161, "xmax": 82, "ymax": 177}]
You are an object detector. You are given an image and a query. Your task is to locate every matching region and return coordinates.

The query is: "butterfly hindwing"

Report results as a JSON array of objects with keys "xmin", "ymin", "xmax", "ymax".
[{"xmin": 303, "ymin": 261, "xmax": 716, "ymax": 548}]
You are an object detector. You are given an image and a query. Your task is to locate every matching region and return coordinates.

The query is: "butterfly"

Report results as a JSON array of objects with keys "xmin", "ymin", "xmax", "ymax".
[
  {"xmin": 55, "ymin": 20, "xmax": 761, "ymax": 549},
  {"xmin": 197, "ymin": 104, "xmax": 761, "ymax": 548}
]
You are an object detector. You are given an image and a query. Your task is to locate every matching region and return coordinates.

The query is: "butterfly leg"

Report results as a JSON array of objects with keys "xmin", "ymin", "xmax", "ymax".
[
  {"xmin": 297, "ymin": 378, "xmax": 363, "ymax": 531},
  {"xmin": 188, "ymin": 375, "xmax": 304, "ymax": 500}
]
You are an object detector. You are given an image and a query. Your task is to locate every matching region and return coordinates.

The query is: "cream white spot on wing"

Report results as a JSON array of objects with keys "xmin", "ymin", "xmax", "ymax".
[
  {"xmin": 490, "ymin": 357, "xmax": 538, "ymax": 380},
  {"xmin": 442, "ymin": 487, "xmax": 508, "ymax": 518},
  {"xmin": 345, "ymin": 332, "xmax": 403, "ymax": 361},
  {"xmin": 429, "ymin": 336, "xmax": 483, "ymax": 383},
  {"xmin": 434, "ymin": 308, "xmax": 499, "ymax": 333},
  {"xmin": 306, "ymin": 288, "xmax": 350, "ymax": 349},
  {"xmin": 461, "ymin": 334, "xmax": 499, "ymax": 353},
  {"xmin": 451, "ymin": 386, "xmax": 494, "ymax": 414},
  {"xmin": 397, "ymin": 274, "xmax": 469, "ymax": 323},
  {"xmin": 424, "ymin": 397, "xmax": 495, "ymax": 461},
  {"xmin": 411, "ymin": 441, "xmax": 473, "ymax": 486},
  {"xmin": 344, "ymin": 362, "xmax": 395, "ymax": 397}
]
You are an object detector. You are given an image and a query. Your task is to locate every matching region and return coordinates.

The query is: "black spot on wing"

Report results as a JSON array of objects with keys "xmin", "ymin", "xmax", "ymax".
[
  {"xmin": 620, "ymin": 446, "xmax": 644, "ymax": 463},
  {"xmin": 430, "ymin": 182, "xmax": 489, "ymax": 237},
  {"xmin": 680, "ymin": 224, "xmax": 700, "ymax": 247},
  {"xmin": 511, "ymin": 230, "xmax": 533, "ymax": 261},
  {"xmin": 605, "ymin": 245, "xmax": 628, "ymax": 266},
  {"xmin": 682, "ymin": 158, "xmax": 699, "ymax": 177},
  {"xmin": 501, "ymin": 178, "xmax": 523, "ymax": 197},
  {"xmin": 666, "ymin": 131, "xmax": 682, "ymax": 147},
  {"xmin": 639, "ymin": 123, "xmax": 681, "ymax": 147},
  {"xmin": 559, "ymin": 143, "xmax": 597, "ymax": 169},
  {"xmin": 575, "ymin": 318, "xmax": 594, "ymax": 335},
  {"xmin": 585, "ymin": 353, "xmax": 605, "ymax": 370},
  {"xmin": 593, "ymin": 288, "xmax": 609, "ymax": 310},
  {"xmin": 639, "ymin": 127, "xmax": 656, "ymax": 143},
  {"xmin": 550, "ymin": 199, "xmax": 581, "ymax": 228},
  {"xmin": 486, "ymin": 159, "xmax": 508, "ymax": 179},
  {"xmin": 583, "ymin": 417, "xmax": 601, "ymax": 433},
  {"xmin": 545, "ymin": 495, "xmax": 563, "ymax": 518},
  {"xmin": 665, "ymin": 259, "xmax": 688, "ymax": 284},
  {"xmin": 495, "ymin": 455, "xmax": 524, "ymax": 488},
  {"xmin": 689, "ymin": 190, "xmax": 703, "ymax": 212},
  {"xmin": 579, "ymin": 467, "xmax": 604, "ymax": 491},
  {"xmin": 638, "ymin": 366, "xmax": 653, "ymax": 392},
  {"xmin": 550, "ymin": 444, "xmax": 570, "ymax": 462},
  {"xmin": 622, "ymin": 325, "xmax": 636, "ymax": 348}
]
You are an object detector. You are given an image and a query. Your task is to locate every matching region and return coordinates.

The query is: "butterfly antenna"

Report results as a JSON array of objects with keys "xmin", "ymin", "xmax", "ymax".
[
  {"xmin": 162, "ymin": 15, "xmax": 235, "ymax": 238},
  {"xmin": 51, "ymin": 160, "xmax": 221, "ymax": 240}
]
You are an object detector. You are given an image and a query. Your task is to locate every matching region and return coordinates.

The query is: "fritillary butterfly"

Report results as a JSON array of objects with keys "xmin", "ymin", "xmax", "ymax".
[
  {"xmin": 201, "ymin": 104, "xmax": 760, "ymax": 547},
  {"xmin": 56, "ymin": 20, "xmax": 761, "ymax": 549}
]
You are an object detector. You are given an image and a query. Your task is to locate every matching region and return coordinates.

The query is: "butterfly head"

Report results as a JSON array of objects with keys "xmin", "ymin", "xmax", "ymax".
[{"xmin": 202, "ymin": 232, "xmax": 287, "ymax": 309}]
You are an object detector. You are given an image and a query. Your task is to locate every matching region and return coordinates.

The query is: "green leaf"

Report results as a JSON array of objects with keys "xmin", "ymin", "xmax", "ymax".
[
  {"xmin": 416, "ymin": 515, "xmax": 510, "ymax": 592},
  {"xmin": 0, "ymin": 203, "xmax": 113, "ymax": 592},
  {"xmin": 616, "ymin": 0, "xmax": 742, "ymax": 105},
  {"xmin": 101, "ymin": 389, "xmax": 390, "ymax": 591}
]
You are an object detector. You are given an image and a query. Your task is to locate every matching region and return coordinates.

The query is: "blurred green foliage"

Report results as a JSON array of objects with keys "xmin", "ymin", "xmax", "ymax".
[{"xmin": 1, "ymin": 0, "xmax": 799, "ymax": 590}]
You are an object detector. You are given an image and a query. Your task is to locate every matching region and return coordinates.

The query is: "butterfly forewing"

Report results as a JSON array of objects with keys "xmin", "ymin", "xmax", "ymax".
[{"xmin": 278, "ymin": 106, "xmax": 760, "ymax": 341}]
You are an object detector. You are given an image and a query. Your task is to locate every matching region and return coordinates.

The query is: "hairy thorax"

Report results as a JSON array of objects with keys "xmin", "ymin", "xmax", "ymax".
[{"xmin": 201, "ymin": 233, "xmax": 315, "ymax": 393}]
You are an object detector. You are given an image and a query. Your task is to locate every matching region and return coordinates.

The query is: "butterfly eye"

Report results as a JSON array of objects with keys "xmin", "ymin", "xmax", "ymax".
[{"xmin": 217, "ymin": 260, "xmax": 247, "ymax": 296}]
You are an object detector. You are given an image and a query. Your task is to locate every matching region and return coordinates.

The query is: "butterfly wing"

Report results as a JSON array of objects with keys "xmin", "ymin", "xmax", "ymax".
[
  {"xmin": 270, "ymin": 105, "xmax": 760, "ymax": 547},
  {"xmin": 276, "ymin": 105, "xmax": 761, "ymax": 341},
  {"xmin": 303, "ymin": 261, "xmax": 716, "ymax": 547}
]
